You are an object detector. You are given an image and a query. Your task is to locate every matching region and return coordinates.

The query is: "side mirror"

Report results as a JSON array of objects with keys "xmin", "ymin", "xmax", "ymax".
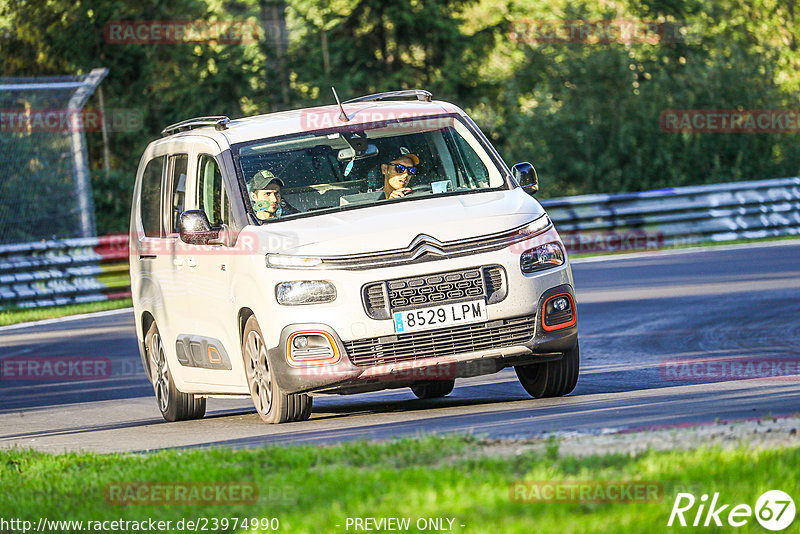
[
  {"xmin": 512, "ymin": 162, "xmax": 538, "ymax": 195},
  {"xmin": 179, "ymin": 210, "xmax": 219, "ymax": 245}
]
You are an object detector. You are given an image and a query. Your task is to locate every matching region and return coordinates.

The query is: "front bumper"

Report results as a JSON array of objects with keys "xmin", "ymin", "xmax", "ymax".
[{"xmin": 269, "ymin": 284, "xmax": 578, "ymax": 394}]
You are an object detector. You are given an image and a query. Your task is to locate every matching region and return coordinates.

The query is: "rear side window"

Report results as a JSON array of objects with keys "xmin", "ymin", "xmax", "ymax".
[
  {"xmin": 140, "ymin": 156, "xmax": 164, "ymax": 237},
  {"xmin": 197, "ymin": 155, "xmax": 229, "ymax": 228},
  {"xmin": 167, "ymin": 154, "xmax": 189, "ymax": 233}
]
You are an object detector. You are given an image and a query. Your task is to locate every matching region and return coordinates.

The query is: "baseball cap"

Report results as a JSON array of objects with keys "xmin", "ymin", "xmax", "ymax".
[
  {"xmin": 249, "ymin": 170, "xmax": 285, "ymax": 192},
  {"xmin": 390, "ymin": 147, "xmax": 419, "ymax": 166}
]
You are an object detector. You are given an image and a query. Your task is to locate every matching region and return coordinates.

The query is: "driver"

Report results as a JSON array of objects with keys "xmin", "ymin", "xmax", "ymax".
[{"xmin": 380, "ymin": 152, "xmax": 420, "ymax": 199}]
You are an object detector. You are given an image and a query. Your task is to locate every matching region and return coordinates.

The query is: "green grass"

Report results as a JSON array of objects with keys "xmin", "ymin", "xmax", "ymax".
[
  {"xmin": 1, "ymin": 436, "xmax": 798, "ymax": 533},
  {"xmin": 0, "ymin": 298, "xmax": 132, "ymax": 326}
]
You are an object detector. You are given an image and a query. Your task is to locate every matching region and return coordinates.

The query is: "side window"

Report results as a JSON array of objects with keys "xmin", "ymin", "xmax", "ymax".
[
  {"xmin": 140, "ymin": 156, "xmax": 164, "ymax": 237},
  {"xmin": 196, "ymin": 154, "xmax": 229, "ymax": 228},
  {"xmin": 167, "ymin": 154, "xmax": 188, "ymax": 233}
]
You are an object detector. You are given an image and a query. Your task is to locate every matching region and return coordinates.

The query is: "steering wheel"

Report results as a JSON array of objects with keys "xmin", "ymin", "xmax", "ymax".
[{"xmin": 403, "ymin": 184, "xmax": 431, "ymax": 197}]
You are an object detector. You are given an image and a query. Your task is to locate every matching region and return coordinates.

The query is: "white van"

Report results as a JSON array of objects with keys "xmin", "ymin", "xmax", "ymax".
[{"xmin": 129, "ymin": 90, "xmax": 579, "ymax": 423}]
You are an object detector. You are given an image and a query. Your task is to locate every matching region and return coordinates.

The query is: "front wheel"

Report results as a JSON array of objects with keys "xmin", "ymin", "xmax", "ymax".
[
  {"xmin": 145, "ymin": 322, "xmax": 206, "ymax": 422},
  {"xmin": 515, "ymin": 342, "xmax": 580, "ymax": 398},
  {"xmin": 242, "ymin": 316, "xmax": 312, "ymax": 424}
]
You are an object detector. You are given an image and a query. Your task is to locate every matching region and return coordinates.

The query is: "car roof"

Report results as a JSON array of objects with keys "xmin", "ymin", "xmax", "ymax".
[{"xmin": 156, "ymin": 100, "xmax": 465, "ymax": 147}]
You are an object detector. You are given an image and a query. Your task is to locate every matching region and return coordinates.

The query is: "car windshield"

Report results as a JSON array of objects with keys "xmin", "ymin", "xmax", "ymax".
[{"xmin": 232, "ymin": 114, "xmax": 508, "ymax": 222}]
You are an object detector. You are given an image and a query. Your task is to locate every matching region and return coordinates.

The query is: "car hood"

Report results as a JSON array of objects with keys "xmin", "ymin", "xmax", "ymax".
[{"xmin": 251, "ymin": 189, "xmax": 546, "ymax": 256}]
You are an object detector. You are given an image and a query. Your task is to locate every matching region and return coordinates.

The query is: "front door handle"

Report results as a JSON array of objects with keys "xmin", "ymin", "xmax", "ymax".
[
  {"xmin": 187, "ymin": 257, "xmax": 197, "ymax": 268},
  {"xmin": 173, "ymin": 258, "xmax": 184, "ymax": 268}
]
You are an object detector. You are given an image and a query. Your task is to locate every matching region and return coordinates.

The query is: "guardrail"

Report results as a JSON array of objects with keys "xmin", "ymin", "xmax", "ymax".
[
  {"xmin": 541, "ymin": 177, "xmax": 800, "ymax": 253},
  {"xmin": 0, "ymin": 235, "xmax": 129, "ymax": 310},
  {"xmin": 1, "ymin": 177, "xmax": 799, "ymax": 310}
]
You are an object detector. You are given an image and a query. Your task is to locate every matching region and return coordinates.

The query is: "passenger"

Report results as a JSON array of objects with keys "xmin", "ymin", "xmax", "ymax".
[{"xmin": 248, "ymin": 170, "xmax": 298, "ymax": 220}]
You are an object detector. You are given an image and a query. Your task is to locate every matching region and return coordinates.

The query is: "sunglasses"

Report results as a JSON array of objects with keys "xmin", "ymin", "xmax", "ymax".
[{"xmin": 393, "ymin": 163, "xmax": 417, "ymax": 175}]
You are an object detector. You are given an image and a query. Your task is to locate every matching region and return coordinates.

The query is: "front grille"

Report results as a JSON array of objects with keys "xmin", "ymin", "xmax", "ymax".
[
  {"xmin": 388, "ymin": 268, "xmax": 484, "ymax": 309},
  {"xmin": 362, "ymin": 265, "xmax": 507, "ymax": 319},
  {"xmin": 344, "ymin": 314, "xmax": 535, "ymax": 367}
]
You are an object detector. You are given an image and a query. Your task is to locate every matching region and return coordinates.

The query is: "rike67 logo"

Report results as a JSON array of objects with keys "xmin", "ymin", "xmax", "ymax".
[{"xmin": 668, "ymin": 490, "xmax": 795, "ymax": 531}]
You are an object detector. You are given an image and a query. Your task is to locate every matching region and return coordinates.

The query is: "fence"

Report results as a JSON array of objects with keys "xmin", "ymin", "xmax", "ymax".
[
  {"xmin": 1, "ymin": 177, "xmax": 799, "ymax": 310},
  {"xmin": 0, "ymin": 69, "xmax": 108, "ymax": 244}
]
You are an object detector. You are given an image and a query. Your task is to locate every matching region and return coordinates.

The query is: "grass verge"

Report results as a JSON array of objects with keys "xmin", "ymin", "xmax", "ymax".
[
  {"xmin": 0, "ymin": 298, "xmax": 132, "ymax": 327},
  {"xmin": 1, "ymin": 436, "xmax": 797, "ymax": 533}
]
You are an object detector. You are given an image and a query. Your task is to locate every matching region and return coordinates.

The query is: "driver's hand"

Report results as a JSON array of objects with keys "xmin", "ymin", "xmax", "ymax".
[{"xmin": 389, "ymin": 187, "xmax": 411, "ymax": 199}]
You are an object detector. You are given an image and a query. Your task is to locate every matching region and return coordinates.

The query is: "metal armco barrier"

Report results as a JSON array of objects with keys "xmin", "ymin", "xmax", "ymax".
[
  {"xmin": 541, "ymin": 177, "xmax": 800, "ymax": 253},
  {"xmin": 1, "ymin": 177, "xmax": 799, "ymax": 310},
  {"xmin": 0, "ymin": 234, "xmax": 129, "ymax": 310}
]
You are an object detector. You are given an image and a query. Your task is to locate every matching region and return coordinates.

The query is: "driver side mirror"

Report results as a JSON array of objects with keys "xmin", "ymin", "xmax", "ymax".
[
  {"xmin": 179, "ymin": 210, "xmax": 220, "ymax": 245},
  {"xmin": 512, "ymin": 162, "xmax": 538, "ymax": 195}
]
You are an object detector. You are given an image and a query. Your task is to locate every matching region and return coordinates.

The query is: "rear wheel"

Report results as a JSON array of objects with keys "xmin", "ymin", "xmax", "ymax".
[
  {"xmin": 515, "ymin": 342, "xmax": 580, "ymax": 398},
  {"xmin": 242, "ymin": 316, "xmax": 312, "ymax": 423},
  {"xmin": 411, "ymin": 379, "xmax": 455, "ymax": 399},
  {"xmin": 145, "ymin": 322, "xmax": 206, "ymax": 422}
]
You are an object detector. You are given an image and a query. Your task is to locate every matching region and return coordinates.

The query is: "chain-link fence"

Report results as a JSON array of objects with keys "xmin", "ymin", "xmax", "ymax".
[{"xmin": 0, "ymin": 68, "xmax": 107, "ymax": 245}]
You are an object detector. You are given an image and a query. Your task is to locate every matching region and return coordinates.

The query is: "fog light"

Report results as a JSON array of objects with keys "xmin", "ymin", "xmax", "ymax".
[
  {"xmin": 293, "ymin": 335, "xmax": 309, "ymax": 349},
  {"xmin": 542, "ymin": 293, "xmax": 576, "ymax": 331},
  {"xmin": 286, "ymin": 331, "xmax": 340, "ymax": 367}
]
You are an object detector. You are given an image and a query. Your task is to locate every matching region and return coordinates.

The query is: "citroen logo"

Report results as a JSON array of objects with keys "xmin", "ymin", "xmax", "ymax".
[{"xmin": 407, "ymin": 234, "xmax": 446, "ymax": 259}]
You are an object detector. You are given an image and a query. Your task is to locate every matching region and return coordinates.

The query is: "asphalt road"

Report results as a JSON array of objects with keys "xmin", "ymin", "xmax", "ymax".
[{"xmin": 1, "ymin": 241, "xmax": 799, "ymax": 453}]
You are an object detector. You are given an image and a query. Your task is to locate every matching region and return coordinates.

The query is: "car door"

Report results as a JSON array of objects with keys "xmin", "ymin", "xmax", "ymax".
[{"xmin": 179, "ymin": 145, "xmax": 240, "ymax": 387}]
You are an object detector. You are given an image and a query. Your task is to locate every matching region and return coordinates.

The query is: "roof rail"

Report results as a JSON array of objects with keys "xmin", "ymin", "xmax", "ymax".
[
  {"xmin": 344, "ymin": 90, "xmax": 433, "ymax": 104},
  {"xmin": 161, "ymin": 116, "xmax": 231, "ymax": 136}
]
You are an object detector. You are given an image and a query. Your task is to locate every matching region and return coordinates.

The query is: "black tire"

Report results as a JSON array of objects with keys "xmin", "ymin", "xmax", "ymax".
[
  {"xmin": 411, "ymin": 379, "xmax": 455, "ymax": 399},
  {"xmin": 145, "ymin": 322, "xmax": 206, "ymax": 422},
  {"xmin": 515, "ymin": 342, "xmax": 580, "ymax": 398},
  {"xmin": 242, "ymin": 316, "xmax": 312, "ymax": 423}
]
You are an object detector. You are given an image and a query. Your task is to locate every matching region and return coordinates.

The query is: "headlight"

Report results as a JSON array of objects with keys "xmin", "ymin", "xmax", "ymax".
[
  {"xmin": 520, "ymin": 242, "xmax": 565, "ymax": 273},
  {"xmin": 267, "ymin": 254, "xmax": 323, "ymax": 268},
  {"xmin": 518, "ymin": 215, "xmax": 552, "ymax": 237},
  {"xmin": 276, "ymin": 281, "xmax": 337, "ymax": 305}
]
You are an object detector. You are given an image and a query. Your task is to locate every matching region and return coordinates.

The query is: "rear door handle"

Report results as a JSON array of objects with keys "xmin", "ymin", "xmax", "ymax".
[{"xmin": 173, "ymin": 259, "xmax": 184, "ymax": 268}]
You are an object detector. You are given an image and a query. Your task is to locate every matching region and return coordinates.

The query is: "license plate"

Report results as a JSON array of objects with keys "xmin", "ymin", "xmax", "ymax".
[{"xmin": 393, "ymin": 299, "xmax": 487, "ymax": 333}]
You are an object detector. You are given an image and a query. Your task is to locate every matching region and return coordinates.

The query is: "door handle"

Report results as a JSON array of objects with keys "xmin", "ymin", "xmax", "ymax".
[
  {"xmin": 187, "ymin": 257, "xmax": 197, "ymax": 268},
  {"xmin": 173, "ymin": 259, "xmax": 184, "ymax": 268}
]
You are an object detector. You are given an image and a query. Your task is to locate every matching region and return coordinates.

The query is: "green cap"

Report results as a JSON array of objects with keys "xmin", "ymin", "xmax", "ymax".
[{"xmin": 249, "ymin": 170, "xmax": 285, "ymax": 192}]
